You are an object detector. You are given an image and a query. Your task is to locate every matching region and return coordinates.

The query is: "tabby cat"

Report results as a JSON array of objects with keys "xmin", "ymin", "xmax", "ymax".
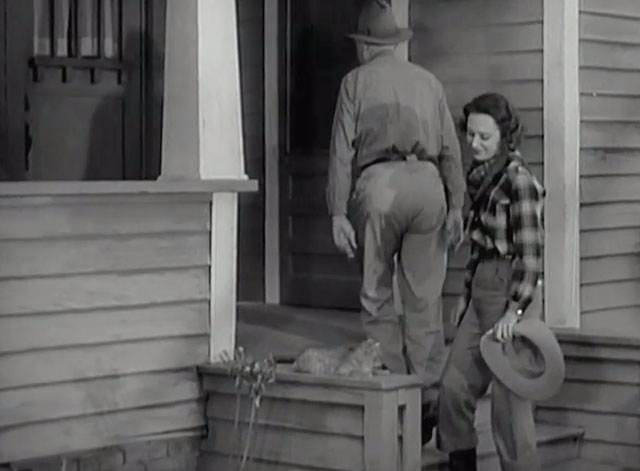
[{"xmin": 292, "ymin": 338, "xmax": 385, "ymax": 378}]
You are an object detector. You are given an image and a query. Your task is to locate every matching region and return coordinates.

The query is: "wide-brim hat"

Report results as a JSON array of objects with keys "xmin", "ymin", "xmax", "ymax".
[
  {"xmin": 480, "ymin": 318, "xmax": 565, "ymax": 402},
  {"xmin": 347, "ymin": 0, "xmax": 413, "ymax": 45}
]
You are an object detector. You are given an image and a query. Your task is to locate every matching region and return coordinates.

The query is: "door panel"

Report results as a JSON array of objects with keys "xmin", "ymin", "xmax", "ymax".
[{"xmin": 279, "ymin": 0, "xmax": 368, "ymax": 309}]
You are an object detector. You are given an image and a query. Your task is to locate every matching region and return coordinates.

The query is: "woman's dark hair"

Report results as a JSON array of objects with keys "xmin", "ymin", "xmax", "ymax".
[{"xmin": 458, "ymin": 92, "xmax": 524, "ymax": 151}]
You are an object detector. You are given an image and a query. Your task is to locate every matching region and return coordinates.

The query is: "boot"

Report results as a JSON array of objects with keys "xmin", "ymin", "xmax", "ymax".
[
  {"xmin": 449, "ymin": 448, "xmax": 477, "ymax": 471},
  {"xmin": 421, "ymin": 400, "xmax": 438, "ymax": 445}
]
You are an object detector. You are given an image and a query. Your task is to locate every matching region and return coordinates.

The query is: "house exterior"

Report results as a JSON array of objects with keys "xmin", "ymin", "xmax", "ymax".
[{"xmin": 0, "ymin": 0, "xmax": 639, "ymax": 470}]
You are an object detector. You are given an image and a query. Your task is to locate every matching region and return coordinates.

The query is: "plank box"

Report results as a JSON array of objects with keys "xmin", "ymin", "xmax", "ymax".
[{"xmin": 198, "ymin": 363, "xmax": 423, "ymax": 471}]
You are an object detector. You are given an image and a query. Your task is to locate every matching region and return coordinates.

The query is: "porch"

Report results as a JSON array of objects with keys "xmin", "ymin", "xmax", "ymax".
[
  {"xmin": 236, "ymin": 302, "xmax": 640, "ymax": 470},
  {"xmin": 0, "ymin": 0, "xmax": 639, "ymax": 469}
]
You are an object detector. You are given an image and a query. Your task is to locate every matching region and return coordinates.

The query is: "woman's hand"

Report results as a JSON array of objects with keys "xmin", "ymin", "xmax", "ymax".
[
  {"xmin": 492, "ymin": 310, "xmax": 520, "ymax": 343},
  {"xmin": 451, "ymin": 295, "xmax": 469, "ymax": 327}
]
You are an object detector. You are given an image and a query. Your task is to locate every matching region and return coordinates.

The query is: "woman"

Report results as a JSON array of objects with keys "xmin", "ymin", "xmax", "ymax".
[{"xmin": 436, "ymin": 93, "xmax": 545, "ymax": 471}]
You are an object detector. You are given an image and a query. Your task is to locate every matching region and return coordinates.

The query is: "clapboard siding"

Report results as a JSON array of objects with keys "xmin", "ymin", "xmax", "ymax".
[
  {"xmin": 582, "ymin": 306, "xmax": 640, "ymax": 332},
  {"xmin": 0, "ymin": 369, "xmax": 202, "ymax": 428},
  {"xmin": 537, "ymin": 333, "xmax": 640, "ymax": 469},
  {"xmin": 237, "ymin": 0, "xmax": 265, "ymax": 302},
  {"xmin": 1, "ymin": 401, "xmax": 205, "ymax": 463},
  {"xmin": 0, "ymin": 303, "xmax": 209, "ymax": 354},
  {"xmin": 0, "ymin": 194, "xmax": 210, "ymax": 462},
  {"xmin": 411, "ymin": 0, "xmax": 544, "ymax": 325},
  {"xmin": 579, "ymin": 0, "xmax": 640, "ymax": 330}
]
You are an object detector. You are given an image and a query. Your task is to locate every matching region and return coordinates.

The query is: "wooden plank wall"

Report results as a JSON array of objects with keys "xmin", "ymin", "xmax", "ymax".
[
  {"xmin": 410, "ymin": 0, "xmax": 544, "ymax": 325},
  {"xmin": 536, "ymin": 334, "xmax": 640, "ymax": 469},
  {"xmin": 0, "ymin": 194, "xmax": 210, "ymax": 462},
  {"xmin": 578, "ymin": 0, "xmax": 640, "ymax": 333},
  {"xmin": 236, "ymin": 0, "xmax": 265, "ymax": 301}
]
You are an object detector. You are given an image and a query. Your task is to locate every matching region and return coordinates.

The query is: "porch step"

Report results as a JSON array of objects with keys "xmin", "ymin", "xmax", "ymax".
[
  {"xmin": 421, "ymin": 422, "xmax": 584, "ymax": 470},
  {"xmin": 545, "ymin": 458, "xmax": 633, "ymax": 471}
]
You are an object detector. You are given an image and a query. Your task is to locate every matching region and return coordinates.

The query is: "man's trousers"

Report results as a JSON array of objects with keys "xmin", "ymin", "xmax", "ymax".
[{"xmin": 349, "ymin": 159, "xmax": 448, "ymax": 401}]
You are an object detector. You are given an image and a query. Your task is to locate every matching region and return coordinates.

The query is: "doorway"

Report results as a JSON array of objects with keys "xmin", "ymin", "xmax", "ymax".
[{"xmin": 277, "ymin": 0, "xmax": 368, "ymax": 309}]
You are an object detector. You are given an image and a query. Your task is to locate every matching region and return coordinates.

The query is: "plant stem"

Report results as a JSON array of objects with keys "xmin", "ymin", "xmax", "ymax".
[
  {"xmin": 228, "ymin": 391, "xmax": 242, "ymax": 468},
  {"xmin": 240, "ymin": 401, "xmax": 257, "ymax": 471}
]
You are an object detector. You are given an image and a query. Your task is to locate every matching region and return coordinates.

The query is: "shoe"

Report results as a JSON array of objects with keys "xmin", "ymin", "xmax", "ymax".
[
  {"xmin": 421, "ymin": 401, "xmax": 438, "ymax": 445},
  {"xmin": 448, "ymin": 448, "xmax": 477, "ymax": 471}
]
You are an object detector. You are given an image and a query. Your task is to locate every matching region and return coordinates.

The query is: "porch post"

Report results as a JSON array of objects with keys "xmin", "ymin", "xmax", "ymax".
[
  {"xmin": 161, "ymin": 0, "xmax": 247, "ymax": 360},
  {"xmin": 264, "ymin": 0, "xmax": 280, "ymax": 303},
  {"xmin": 543, "ymin": 0, "xmax": 581, "ymax": 328}
]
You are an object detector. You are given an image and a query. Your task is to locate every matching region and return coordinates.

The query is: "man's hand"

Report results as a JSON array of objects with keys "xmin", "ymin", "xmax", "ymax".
[
  {"xmin": 331, "ymin": 215, "xmax": 357, "ymax": 259},
  {"xmin": 451, "ymin": 295, "xmax": 469, "ymax": 327},
  {"xmin": 446, "ymin": 208, "xmax": 464, "ymax": 250},
  {"xmin": 491, "ymin": 310, "xmax": 520, "ymax": 343}
]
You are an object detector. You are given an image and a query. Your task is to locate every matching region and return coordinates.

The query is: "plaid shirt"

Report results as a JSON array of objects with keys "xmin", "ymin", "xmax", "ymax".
[{"xmin": 462, "ymin": 156, "xmax": 545, "ymax": 315}]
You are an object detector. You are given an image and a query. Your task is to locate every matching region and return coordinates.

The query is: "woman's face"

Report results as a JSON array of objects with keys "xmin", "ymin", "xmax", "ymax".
[{"xmin": 465, "ymin": 113, "xmax": 501, "ymax": 162}]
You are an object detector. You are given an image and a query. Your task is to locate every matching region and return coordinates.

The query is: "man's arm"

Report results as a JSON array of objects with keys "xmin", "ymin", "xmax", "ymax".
[
  {"xmin": 437, "ymin": 89, "xmax": 466, "ymax": 212},
  {"xmin": 326, "ymin": 74, "xmax": 357, "ymax": 216}
]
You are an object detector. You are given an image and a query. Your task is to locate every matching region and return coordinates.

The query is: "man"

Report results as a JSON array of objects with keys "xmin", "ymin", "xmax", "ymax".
[{"xmin": 326, "ymin": 0, "xmax": 466, "ymax": 445}]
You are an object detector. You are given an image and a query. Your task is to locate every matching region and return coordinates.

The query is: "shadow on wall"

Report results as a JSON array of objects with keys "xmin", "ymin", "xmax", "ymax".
[{"xmin": 86, "ymin": 30, "xmax": 163, "ymax": 181}]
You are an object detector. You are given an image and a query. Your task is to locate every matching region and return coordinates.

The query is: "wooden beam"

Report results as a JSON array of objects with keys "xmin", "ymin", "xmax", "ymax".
[
  {"xmin": 543, "ymin": 0, "xmax": 580, "ymax": 328},
  {"xmin": 161, "ymin": 0, "xmax": 248, "ymax": 360},
  {"xmin": 264, "ymin": 0, "xmax": 280, "ymax": 303}
]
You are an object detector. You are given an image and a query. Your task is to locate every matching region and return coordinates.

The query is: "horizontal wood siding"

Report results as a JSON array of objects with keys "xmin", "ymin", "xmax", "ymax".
[
  {"xmin": 537, "ymin": 334, "xmax": 640, "ymax": 469},
  {"xmin": 0, "ymin": 194, "xmax": 210, "ymax": 462},
  {"xmin": 579, "ymin": 0, "xmax": 640, "ymax": 331},
  {"xmin": 410, "ymin": 0, "xmax": 544, "ymax": 326},
  {"xmin": 237, "ymin": 0, "xmax": 265, "ymax": 301}
]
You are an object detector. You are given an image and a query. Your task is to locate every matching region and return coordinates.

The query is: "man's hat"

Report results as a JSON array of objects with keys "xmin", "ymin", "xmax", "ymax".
[
  {"xmin": 348, "ymin": 0, "xmax": 413, "ymax": 45},
  {"xmin": 480, "ymin": 318, "xmax": 566, "ymax": 402}
]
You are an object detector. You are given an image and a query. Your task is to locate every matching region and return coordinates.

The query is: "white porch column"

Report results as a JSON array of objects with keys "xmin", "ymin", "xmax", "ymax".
[
  {"xmin": 162, "ymin": 0, "xmax": 246, "ymax": 360},
  {"xmin": 543, "ymin": 0, "xmax": 581, "ymax": 328}
]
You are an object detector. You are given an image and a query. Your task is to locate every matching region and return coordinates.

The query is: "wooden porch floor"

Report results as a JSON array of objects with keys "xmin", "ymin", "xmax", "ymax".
[
  {"xmin": 237, "ymin": 302, "xmax": 365, "ymax": 360},
  {"xmin": 236, "ymin": 301, "xmax": 640, "ymax": 360}
]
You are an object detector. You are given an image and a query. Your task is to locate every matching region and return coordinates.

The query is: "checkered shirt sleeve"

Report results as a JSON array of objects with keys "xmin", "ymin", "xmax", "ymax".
[
  {"xmin": 506, "ymin": 168, "xmax": 544, "ymax": 314},
  {"xmin": 462, "ymin": 243, "xmax": 480, "ymax": 307}
]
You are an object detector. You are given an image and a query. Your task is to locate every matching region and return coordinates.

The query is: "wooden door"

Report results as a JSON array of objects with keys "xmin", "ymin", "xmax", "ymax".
[
  {"xmin": 25, "ymin": 0, "xmax": 143, "ymax": 180},
  {"xmin": 279, "ymin": 0, "xmax": 367, "ymax": 309}
]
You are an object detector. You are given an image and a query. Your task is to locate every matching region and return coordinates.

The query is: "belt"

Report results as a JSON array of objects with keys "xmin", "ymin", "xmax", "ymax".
[
  {"xmin": 477, "ymin": 247, "xmax": 508, "ymax": 260},
  {"xmin": 359, "ymin": 153, "xmax": 439, "ymax": 173}
]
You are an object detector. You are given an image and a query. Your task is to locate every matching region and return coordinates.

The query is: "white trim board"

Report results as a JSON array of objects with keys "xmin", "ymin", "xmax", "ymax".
[
  {"xmin": 543, "ymin": 0, "xmax": 581, "ymax": 328},
  {"xmin": 264, "ymin": 0, "xmax": 280, "ymax": 303},
  {"xmin": 162, "ymin": 0, "xmax": 246, "ymax": 359}
]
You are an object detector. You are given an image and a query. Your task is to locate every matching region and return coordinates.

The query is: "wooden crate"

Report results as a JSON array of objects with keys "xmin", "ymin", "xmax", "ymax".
[{"xmin": 198, "ymin": 363, "xmax": 423, "ymax": 471}]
